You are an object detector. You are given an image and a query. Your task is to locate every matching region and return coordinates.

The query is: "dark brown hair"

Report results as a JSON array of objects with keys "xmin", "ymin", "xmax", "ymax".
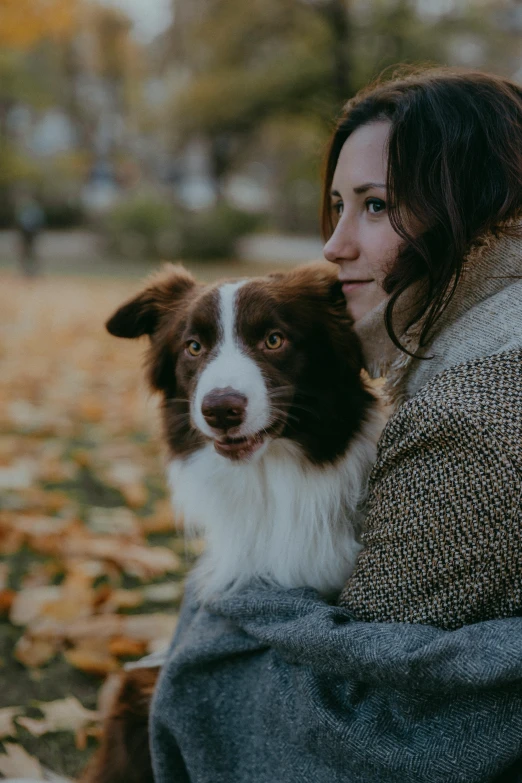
[{"xmin": 321, "ymin": 67, "xmax": 522, "ymax": 352}]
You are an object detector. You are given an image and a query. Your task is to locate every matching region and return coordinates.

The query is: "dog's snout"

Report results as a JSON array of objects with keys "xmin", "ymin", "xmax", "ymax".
[{"xmin": 202, "ymin": 388, "xmax": 247, "ymax": 431}]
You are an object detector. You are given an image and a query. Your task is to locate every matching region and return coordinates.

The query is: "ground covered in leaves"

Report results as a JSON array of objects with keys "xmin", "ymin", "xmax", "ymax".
[{"xmin": 0, "ymin": 271, "xmax": 215, "ymax": 779}]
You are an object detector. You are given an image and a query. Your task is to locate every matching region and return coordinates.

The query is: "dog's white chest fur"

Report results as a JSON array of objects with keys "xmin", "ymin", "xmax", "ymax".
[{"xmin": 167, "ymin": 408, "xmax": 383, "ymax": 601}]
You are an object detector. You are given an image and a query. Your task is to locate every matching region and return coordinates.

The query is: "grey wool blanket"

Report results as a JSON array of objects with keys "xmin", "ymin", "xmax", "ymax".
[{"xmin": 150, "ymin": 582, "xmax": 522, "ymax": 783}]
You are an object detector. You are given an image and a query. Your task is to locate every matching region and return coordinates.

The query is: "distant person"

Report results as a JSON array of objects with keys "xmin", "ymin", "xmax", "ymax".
[{"xmin": 15, "ymin": 197, "xmax": 45, "ymax": 277}]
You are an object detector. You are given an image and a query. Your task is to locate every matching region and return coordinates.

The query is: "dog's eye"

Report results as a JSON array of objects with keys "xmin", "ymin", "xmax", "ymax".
[
  {"xmin": 186, "ymin": 340, "xmax": 203, "ymax": 357},
  {"xmin": 265, "ymin": 332, "xmax": 284, "ymax": 350}
]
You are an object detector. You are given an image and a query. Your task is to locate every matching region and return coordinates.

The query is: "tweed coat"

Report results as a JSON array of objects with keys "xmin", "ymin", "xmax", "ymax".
[{"xmin": 339, "ymin": 228, "xmax": 522, "ymax": 628}]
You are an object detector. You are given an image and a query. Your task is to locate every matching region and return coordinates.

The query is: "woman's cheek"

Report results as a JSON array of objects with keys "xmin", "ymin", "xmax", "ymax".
[{"xmin": 371, "ymin": 229, "xmax": 403, "ymax": 286}]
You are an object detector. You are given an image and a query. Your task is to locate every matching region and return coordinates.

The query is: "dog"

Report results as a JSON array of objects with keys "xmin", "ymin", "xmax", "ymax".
[{"xmin": 82, "ymin": 262, "xmax": 385, "ymax": 783}]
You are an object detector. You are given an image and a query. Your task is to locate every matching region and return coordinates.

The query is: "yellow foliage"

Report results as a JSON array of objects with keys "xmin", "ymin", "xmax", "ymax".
[
  {"xmin": 0, "ymin": 143, "xmax": 43, "ymax": 186},
  {"xmin": 0, "ymin": 0, "xmax": 76, "ymax": 50}
]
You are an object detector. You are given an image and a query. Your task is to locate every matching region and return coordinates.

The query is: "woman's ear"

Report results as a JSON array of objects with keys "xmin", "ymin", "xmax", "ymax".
[{"xmin": 106, "ymin": 264, "xmax": 196, "ymax": 339}]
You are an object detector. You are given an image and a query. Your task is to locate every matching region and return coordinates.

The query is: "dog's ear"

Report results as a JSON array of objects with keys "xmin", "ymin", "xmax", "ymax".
[{"xmin": 106, "ymin": 264, "xmax": 196, "ymax": 339}]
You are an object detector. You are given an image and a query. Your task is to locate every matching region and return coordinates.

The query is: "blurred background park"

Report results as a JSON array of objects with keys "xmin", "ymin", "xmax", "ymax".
[
  {"xmin": 2, "ymin": 0, "xmax": 522, "ymax": 273},
  {"xmin": 2, "ymin": 0, "xmax": 522, "ymax": 779}
]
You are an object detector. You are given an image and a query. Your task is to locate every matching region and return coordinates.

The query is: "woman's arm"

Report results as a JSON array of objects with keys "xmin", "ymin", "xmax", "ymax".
[{"xmin": 340, "ymin": 351, "xmax": 522, "ymax": 629}]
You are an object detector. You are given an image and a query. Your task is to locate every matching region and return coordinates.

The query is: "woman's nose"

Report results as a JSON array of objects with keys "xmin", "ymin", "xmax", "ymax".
[{"xmin": 323, "ymin": 221, "xmax": 359, "ymax": 265}]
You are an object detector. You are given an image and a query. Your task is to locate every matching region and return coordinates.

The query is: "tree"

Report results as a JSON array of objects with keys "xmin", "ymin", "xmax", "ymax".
[
  {"xmin": 0, "ymin": 0, "xmax": 78, "ymax": 218},
  {"xmin": 0, "ymin": 0, "xmax": 76, "ymax": 50},
  {"xmin": 0, "ymin": 0, "xmax": 145, "ymax": 224},
  {"xmin": 159, "ymin": 0, "xmax": 522, "ymax": 230}
]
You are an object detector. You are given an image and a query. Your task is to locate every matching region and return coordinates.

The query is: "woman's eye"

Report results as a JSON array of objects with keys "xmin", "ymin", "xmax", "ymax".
[
  {"xmin": 264, "ymin": 332, "xmax": 284, "ymax": 350},
  {"xmin": 332, "ymin": 201, "xmax": 343, "ymax": 217},
  {"xmin": 366, "ymin": 198, "xmax": 386, "ymax": 215},
  {"xmin": 186, "ymin": 340, "xmax": 203, "ymax": 357}
]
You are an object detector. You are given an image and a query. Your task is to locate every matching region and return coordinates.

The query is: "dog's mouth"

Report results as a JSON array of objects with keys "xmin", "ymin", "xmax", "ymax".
[{"xmin": 214, "ymin": 432, "xmax": 265, "ymax": 461}]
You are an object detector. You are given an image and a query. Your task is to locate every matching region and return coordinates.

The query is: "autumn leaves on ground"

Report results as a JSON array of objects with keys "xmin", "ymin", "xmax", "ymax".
[{"xmin": 0, "ymin": 271, "xmax": 204, "ymax": 779}]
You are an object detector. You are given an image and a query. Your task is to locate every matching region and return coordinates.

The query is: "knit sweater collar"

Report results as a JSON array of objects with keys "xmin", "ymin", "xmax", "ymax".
[{"xmin": 354, "ymin": 227, "xmax": 522, "ymax": 405}]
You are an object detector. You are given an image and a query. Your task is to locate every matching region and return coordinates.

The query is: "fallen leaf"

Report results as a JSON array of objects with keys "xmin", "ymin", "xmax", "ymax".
[
  {"xmin": 70, "ymin": 448, "xmax": 92, "ymax": 468},
  {"xmin": 30, "ymin": 613, "xmax": 125, "ymax": 641},
  {"xmin": 0, "ymin": 742, "xmax": 43, "ymax": 779},
  {"xmin": 42, "ymin": 768, "xmax": 75, "ymax": 782},
  {"xmin": 0, "ymin": 525, "xmax": 24, "ymax": 554},
  {"xmin": 123, "ymin": 613, "xmax": 178, "ymax": 642},
  {"xmin": 21, "ymin": 561, "xmax": 62, "ymax": 589},
  {"xmin": 76, "ymin": 724, "xmax": 102, "ymax": 751},
  {"xmin": 100, "ymin": 587, "xmax": 144, "ymax": 612},
  {"xmin": 61, "ymin": 536, "xmax": 181, "ymax": 578},
  {"xmin": 96, "ymin": 672, "xmax": 124, "ymax": 716},
  {"xmin": 108, "ymin": 637, "xmax": 148, "ymax": 658},
  {"xmin": 0, "ymin": 459, "xmax": 37, "ymax": 490},
  {"xmin": 78, "ymin": 396, "xmax": 105, "ymax": 422},
  {"xmin": 42, "ymin": 492, "xmax": 75, "ymax": 515},
  {"xmin": 17, "ymin": 696, "xmax": 99, "ymax": 738},
  {"xmin": 170, "ymin": 535, "xmax": 205, "ymax": 557},
  {"xmin": 29, "ymin": 611, "xmax": 177, "ymax": 647},
  {"xmin": 147, "ymin": 638, "xmax": 171, "ymax": 655},
  {"xmin": 10, "ymin": 586, "xmax": 63, "ymax": 626},
  {"xmin": 107, "ymin": 460, "xmax": 144, "ymax": 485},
  {"xmin": 16, "ymin": 488, "xmax": 73, "ymax": 514},
  {"xmin": 14, "ymin": 636, "xmax": 56, "ymax": 668},
  {"xmin": 65, "ymin": 647, "xmax": 120, "ymax": 677},
  {"xmin": 67, "ymin": 559, "xmax": 107, "ymax": 582},
  {"xmin": 13, "ymin": 515, "xmax": 73, "ymax": 538},
  {"xmin": 121, "ymin": 481, "xmax": 148, "ymax": 508},
  {"xmin": 41, "ymin": 594, "xmax": 94, "ymax": 622},
  {"xmin": 0, "ymin": 706, "xmax": 19, "ymax": 738},
  {"xmin": 141, "ymin": 499, "xmax": 175, "ymax": 534},
  {"xmin": 0, "ymin": 588, "xmax": 16, "ymax": 615},
  {"xmin": 187, "ymin": 537, "xmax": 206, "ymax": 557},
  {"xmin": 143, "ymin": 582, "xmax": 183, "ymax": 604},
  {"xmin": 7, "ymin": 400, "xmax": 69, "ymax": 435},
  {"xmin": 88, "ymin": 506, "xmax": 141, "ymax": 537}
]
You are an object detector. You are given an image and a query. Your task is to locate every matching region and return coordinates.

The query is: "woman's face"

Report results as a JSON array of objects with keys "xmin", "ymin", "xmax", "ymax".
[{"xmin": 323, "ymin": 121, "xmax": 403, "ymax": 323}]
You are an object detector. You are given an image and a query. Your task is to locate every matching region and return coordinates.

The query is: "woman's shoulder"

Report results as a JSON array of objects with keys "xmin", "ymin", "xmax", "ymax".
[
  {"xmin": 412, "ymin": 346, "xmax": 521, "ymax": 407},
  {"xmin": 343, "ymin": 348, "xmax": 522, "ymax": 629},
  {"xmin": 382, "ymin": 348, "xmax": 522, "ymax": 462}
]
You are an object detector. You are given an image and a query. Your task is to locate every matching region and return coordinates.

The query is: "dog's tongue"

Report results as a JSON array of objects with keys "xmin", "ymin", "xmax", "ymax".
[{"xmin": 214, "ymin": 434, "xmax": 264, "ymax": 460}]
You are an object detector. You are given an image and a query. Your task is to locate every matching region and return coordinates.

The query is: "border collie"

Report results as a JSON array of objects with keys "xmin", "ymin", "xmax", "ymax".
[
  {"xmin": 82, "ymin": 262, "xmax": 385, "ymax": 783},
  {"xmin": 106, "ymin": 262, "xmax": 383, "ymax": 599}
]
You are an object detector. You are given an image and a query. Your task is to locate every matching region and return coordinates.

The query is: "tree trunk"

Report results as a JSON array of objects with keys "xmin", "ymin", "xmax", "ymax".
[{"xmin": 318, "ymin": 0, "xmax": 353, "ymax": 104}]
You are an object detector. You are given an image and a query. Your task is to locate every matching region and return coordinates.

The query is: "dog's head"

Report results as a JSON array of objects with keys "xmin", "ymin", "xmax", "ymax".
[{"xmin": 106, "ymin": 263, "xmax": 374, "ymax": 465}]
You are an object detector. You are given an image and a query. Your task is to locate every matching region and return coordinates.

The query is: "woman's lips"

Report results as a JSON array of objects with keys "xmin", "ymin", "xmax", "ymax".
[{"xmin": 341, "ymin": 280, "xmax": 373, "ymax": 294}]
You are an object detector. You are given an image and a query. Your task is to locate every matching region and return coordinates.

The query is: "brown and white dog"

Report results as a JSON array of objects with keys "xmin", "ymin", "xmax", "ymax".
[{"xmin": 82, "ymin": 262, "xmax": 385, "ymax": 783}]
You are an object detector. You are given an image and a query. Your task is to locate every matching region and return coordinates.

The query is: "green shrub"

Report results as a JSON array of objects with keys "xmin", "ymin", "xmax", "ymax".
[
  {"xmin": 106, "ymin": 193, "xmax": 181, "ymax": 258},
  {"xmin": 179, "ymin": 203, "xmax": 263, "ymax": 260},
  {"xmin": 105, "ymin": 194, "xmax": 263, "ymax": 261}
]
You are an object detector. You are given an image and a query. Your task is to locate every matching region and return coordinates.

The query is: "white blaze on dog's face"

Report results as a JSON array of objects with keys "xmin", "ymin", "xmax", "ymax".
[
  {"xmin": 191, "ymin": 281, "xmax": 271, "ymax": 460},
  {"xmin": 105, "ymin": 263, "xmax": 373, "ymax": 466}
]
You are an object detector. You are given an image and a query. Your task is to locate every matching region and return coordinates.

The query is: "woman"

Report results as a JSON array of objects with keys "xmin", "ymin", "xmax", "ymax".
[{"xmin": 150, "ymin": 68, "xmax": 522, "ymax": 783}]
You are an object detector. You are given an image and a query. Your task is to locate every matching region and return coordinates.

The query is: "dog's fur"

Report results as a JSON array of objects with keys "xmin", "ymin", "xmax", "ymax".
[
  {"xmin": 82, "ymin": 263, "xmax": 385, "ymax": 783},
  {"xmin": 82, "ymin": 668, "xmax": 157, "ymax": 783}
]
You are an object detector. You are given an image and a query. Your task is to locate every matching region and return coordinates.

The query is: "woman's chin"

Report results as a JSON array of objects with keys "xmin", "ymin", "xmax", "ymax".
[{"xmin": 344, "ymin": 286, "xmax": 386, "ymax": 324}]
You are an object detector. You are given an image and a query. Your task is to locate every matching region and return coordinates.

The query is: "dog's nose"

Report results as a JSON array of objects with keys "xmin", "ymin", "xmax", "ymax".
[{"xmin": 201, "ymin": 388, "xmax": 247, "ymax": 431}]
